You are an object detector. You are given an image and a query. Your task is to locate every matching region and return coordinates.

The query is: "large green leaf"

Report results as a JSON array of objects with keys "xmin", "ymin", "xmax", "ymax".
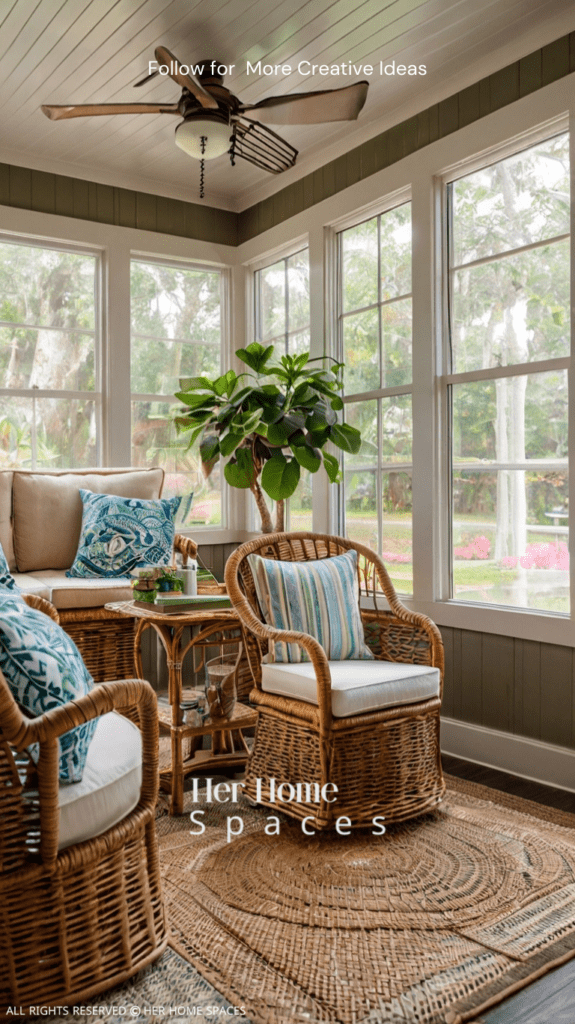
[
  {"xmin": 174, "ymin": 392, "xmax": 216, "ymax": 409},
  {"xmin": 199, "ymin": 434, "xmax": 220, "ymax": 462},
  {"xmin": 224, "ymin": 447, "xmax": 254, "ymax": 489},
  {"xmin": 322, "ymin": 450, "xmax": 341, "ymax": 483},
  {"xmin": 179, "ymin": 376, "xmax": 217, "ymax": 393},
  {"xmin": 236, "ymin": 342, "xmax": 274, "ymax": 373},
  {"xmin": 330, "ymin": 422, "xmax": 362, "ymax": 454},
  {"xmin": 220, "ymin": 432, "xmax": 244, "ymax": 457},
  {"xmin": 291, "ymin": 441, "xmax": 321, "ymax": 473},
  {"xmin": 261, "ymin": 454, "xmax": 301, "ymax": 500}
]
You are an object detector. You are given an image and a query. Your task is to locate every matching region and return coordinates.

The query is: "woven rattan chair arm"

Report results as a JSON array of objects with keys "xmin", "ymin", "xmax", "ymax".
[
  {"xmin": 366, "ymin": 603, "xmax": 444, "ymax": 679},
  {"xmin": 0, "ymin": 675, "xmax": 159, "ymax": 866},
  {"xmin": 174, "ymin": 533, "xmax": 198, "ymax": 563},
  {"xmin": 22, "ymin": 593, "xmax": 60, "ymax": 622}
]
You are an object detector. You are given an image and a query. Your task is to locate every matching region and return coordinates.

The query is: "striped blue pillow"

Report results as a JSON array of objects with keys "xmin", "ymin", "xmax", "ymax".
[{"xmin": 248, "ymin": 549, "xmax": 373, "ymax": 663}]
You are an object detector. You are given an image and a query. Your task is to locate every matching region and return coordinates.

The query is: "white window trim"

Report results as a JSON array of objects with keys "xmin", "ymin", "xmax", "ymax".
[
  {"xmin": 129, "ymin": 252, "xmax": 231, "ymax": 535},
  {"xmin": 334, "ymin": 194, "xmax": 414, "ymax": 592},
  {"xmin": 436, "ymin": 121, "xmax": 571, "ymax": 630},
  {"xmin": 0, "ymin": 231, "xmax": 105, "ymax": 467}
]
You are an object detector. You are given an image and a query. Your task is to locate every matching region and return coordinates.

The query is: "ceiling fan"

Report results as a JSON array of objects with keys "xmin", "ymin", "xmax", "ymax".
[{"xmin": 41, "ymin": 46, "xmax": 369, "ymax": 198}]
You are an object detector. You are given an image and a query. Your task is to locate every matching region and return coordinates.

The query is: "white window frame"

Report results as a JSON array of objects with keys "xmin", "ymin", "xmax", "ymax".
[
  {"xmin": 245, "ymin": 237, "xmax": 311, "ymax": 532},
  {"xmin": 129, "ymin": 251, "xmax": 231, "ymax": 534},
  {"xmin": 334, "ymin": 190, "xmax": 414, "ymax": 592},
  {"xmin": 438, "ymin": 120, "xmax": 571, "ymax": 618},
  {"xmin": 0, "ymin": 231, "xmax": 105, "ymax": 467}
]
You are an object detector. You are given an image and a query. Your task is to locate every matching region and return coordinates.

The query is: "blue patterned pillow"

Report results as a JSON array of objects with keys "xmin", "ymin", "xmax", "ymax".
[
  {"xmin": 0, "ymin": 540, "xmax": 17, "ymax": 591},
  {"xmin": 67, "ymin": 489, "xmax": 182, "ymax": 578},
  {"xmin": 248, "ymin": 549, "xmax": 373, "ymax": 663},
  {"xmin": 0, "ymin": 592, "xmax": 96, "ymax": 782}
]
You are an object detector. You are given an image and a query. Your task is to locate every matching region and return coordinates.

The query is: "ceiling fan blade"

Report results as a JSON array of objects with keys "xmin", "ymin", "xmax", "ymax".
[
  {"xmin": 134, "ymin": 69, "xmax": 160, "ymax": 87},
  {"xmin": 41, "ymin": 103, "xmax": 180, "ymax": 120},
  {"xmin": 154, "ymin": 46, "xmax": 218, "ymax": 110},
  {"xmin": 239, "ymin": 80, "xmax": 368, "ymax": 125}
]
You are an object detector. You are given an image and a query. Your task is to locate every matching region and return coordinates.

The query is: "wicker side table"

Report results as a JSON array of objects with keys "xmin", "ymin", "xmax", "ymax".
[{"xmin": 105, "ymin": 601, "xmax": 257, "ymax": 815}]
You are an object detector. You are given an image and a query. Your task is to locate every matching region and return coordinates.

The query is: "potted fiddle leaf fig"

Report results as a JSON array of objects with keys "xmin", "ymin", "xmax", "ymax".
[{"xmin": 174, "ymin": 342, "xmax": 361, "ymax": 534}]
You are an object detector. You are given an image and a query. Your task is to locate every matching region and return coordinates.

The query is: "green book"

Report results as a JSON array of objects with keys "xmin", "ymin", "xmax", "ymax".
[{"xmin": 154, "ymin": 592, "xmax": 232, "ymax": 610}]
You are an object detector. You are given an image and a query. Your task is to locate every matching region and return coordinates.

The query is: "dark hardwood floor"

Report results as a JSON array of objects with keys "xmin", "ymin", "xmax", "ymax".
[{"xmin": 442, "ymin": 754, "xmax": 575, "ymax": 1024}]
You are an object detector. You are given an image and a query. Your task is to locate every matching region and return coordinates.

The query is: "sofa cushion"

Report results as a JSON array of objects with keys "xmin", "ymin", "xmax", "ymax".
[
  {"xmin": 261, "ymin": 659, "xmax": 441, "ymax": 718},
  {"xmin": 0, "ymin": 592, "xmax": 96, "ymax": 781},
  {"xmin": 58, "ymin": 711, "xmax": 142, "ymax": 850},
  {"xmin": 248, "ymin": 549, "xmax": 372, "ymax": 663},
  {"xmin": 28, "ymin": 571, "xmax": 133, "ymax": 609},
  {"xmin": 67, "ymin": 490, "xmax": 181, "ymax": 578},
  {"xmin": 11, "ymin": 573, "xmax": 52, "ymax": 601},
  {"xmin": 13, "ymin": 468, "xmax": 164, "ymax": 572}
]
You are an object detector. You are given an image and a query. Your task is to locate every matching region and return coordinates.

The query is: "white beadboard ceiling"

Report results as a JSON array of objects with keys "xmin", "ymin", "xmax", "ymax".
[{"xmin": 0, "ymin": 0, "xmax": 574, "ymax": 212}]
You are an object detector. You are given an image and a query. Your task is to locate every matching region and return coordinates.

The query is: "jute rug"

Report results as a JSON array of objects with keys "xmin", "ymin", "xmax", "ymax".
[{"xmin": 156, "ymin": 777, "xmax": 575, "ymax": 1024}]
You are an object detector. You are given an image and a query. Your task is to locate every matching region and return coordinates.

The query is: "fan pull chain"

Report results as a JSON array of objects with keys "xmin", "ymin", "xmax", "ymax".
[{"xmin": 199, "ymin": 135, "xmax": 207, "ymax": 199}]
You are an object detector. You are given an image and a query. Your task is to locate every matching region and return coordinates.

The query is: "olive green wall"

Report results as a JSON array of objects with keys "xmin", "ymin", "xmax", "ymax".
[
  {"xmin": 441, "ymin": 627, "xmax": 575, "ymax": 750},
  {"xmin": 0, "ymin": 163, "xmax": 238, "ymax": 245},
  {"xmin": 1, "ymin": 32, "xmax": 574, "ymax": 247}
]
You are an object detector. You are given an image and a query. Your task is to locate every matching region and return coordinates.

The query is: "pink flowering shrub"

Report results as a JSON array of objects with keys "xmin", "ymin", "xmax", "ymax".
[
  {"xmin": 454, "ymin": 535, "xmax": 490, "ymax": 560},
  {"xmin": 382, "ymin": 551, "xmax": 411, "ymax": 563},
  {"xmin": 501, "ymin": 542, "xmax": 569, "ymax": 571}
]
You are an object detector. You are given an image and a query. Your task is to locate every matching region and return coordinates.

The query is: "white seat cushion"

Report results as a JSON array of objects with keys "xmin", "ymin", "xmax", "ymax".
[
  {"xmin": 12, "ymin": 572, "xmax": 52, "ymax": 601},
  {"xmin": 58, "ymin": 711, "xmax": 142, "ymax": 850},
  {"xmin": 261, "ymin": 659, "xmax": 440, "ymax": 718},
  {"xmin": 28, "ymin": 571, "xmax": 133, "ymax": 609}
]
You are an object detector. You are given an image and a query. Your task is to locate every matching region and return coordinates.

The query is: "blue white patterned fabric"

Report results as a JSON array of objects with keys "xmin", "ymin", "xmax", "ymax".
[
  {"xmin": 0, "ymin": 592, "xmax": 96, "ymax": 782},
  {"xmin": 0, "ymin": 541, "xmax": 17, "ymax": 591},
  {"xmin": 248, "ymin": 549, "xmax": 373, "ymax": 663},
  {"xmin": 67, "ymin": 489, "xmax": 182, "ymax": 578}
]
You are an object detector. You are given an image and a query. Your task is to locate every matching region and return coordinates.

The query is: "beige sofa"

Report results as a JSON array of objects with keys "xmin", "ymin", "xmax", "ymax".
[{"xmin": 0, "ymin": 466, "xmax": 196, "ymax": 681}]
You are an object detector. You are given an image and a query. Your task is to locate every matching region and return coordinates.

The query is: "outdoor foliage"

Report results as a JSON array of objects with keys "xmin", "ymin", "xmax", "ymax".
[{"xmin": 174, "ymin": 341, "xmax": 361, "ymax": 533}]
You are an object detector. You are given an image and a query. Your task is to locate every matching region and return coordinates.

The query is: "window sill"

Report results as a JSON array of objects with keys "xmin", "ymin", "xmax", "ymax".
[{"xmin": 408, "ymin": 599, "xmax": 574, "ymax": 647}]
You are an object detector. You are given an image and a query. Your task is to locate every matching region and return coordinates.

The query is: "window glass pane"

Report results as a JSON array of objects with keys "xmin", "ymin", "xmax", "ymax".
[
  {"xmin": 452, "ymin": 371, "xmax": 568, "ymax": 463},
  {"xmin": 286, "ymin": 250, "xmax": 309, "ymax": 332},
  {"xmin": 288, "ymin": 467, "xmax": 313, "ymax": 532},
  {"xmin": 451, "ymin": 133, "xmax": 570, "ymax": 266},
  {"xmin": 345, "ymin": 469, "xmax": 378, "ymax": 552},
  {"xmin": 382, "ymin": 470, "xmax": 412, "ymax": 594},
  {"xmin": 130, "ymin": 262, "xmax": 220, "ymax": 343},
  {"xmin": 453, "ymin": 469, "xmax": 569, "ymax": 612},
  {"xmin": 0, "ymin": 396, "xmax": 97, "ymax": 468},
  {"xmin": 0, "ymin": 325, "xmax": 95, "ymax": 391},
  {"xmin": 381, "ymin": 394, "xmax": 412, "ymax": 463},
  {"xmin": 131, "ymin": 401, "xmax": 221, "ymax": 527},
  {"xmin": 257, "ymin": 259, "xmax": 286, "ymax": 341},
  {"xmin": 131, "ymin": 337, "xmax": 220, "ymax": 394},
  {"xmin": 345, "ymin": 400, "xmax": 378, "ymax": 468},
  {"xmin": 343, "ymin": 308, "xmax": 379, "ymax": 394},
  {"xmin": 341, "ymin": 217, "xmax": 378, "ymax": 312},
  {"xmin": 380, "ymin": 203, "xmax": 411, "ymax": 300},
  {"xmin": 0, "ymin": 244, "xmax": 96, "ymax": 331},
  {"xmin": 287, "ymin": 330, "xmax": 310, "ymax": 356},
  {"xmin": 451, "ymin": 241, "xmax": 569, "ymax": 373},
  {"xmin": 382, "ymin": 298, "xmax": 412, "ymax": 387}
]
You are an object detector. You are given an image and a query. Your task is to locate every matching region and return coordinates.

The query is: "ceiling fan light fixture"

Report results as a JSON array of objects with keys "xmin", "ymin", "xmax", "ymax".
[{"xmin": 175, "ymin": 113, "xmax": 231, "ymax": 159}]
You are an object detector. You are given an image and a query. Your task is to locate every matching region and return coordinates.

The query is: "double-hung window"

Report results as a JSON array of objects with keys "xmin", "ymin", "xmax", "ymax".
[
  {"xmin": 446, "ymin": 132, "xmax": 570, "ymax": 612},
  {"xmin": 0, "ymin": 239, "xmax": 100, "ymax": 468},
  {"xmin": 253, "ymin": 247, "xmax": 311, "ymax": 529},
  {"xmin": 130, "ymin": 257, "xmax": 224, "ymax": 527},
  {"xmin": 338, "ymin": 201, "xmax": 413, "ymax": 594}
]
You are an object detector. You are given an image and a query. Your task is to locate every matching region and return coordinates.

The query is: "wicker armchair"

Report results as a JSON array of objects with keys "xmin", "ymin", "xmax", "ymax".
[
  {"xmin": 60, "ymin": 533, "xmax": 197, "ymax": 684},
  {"xmin": 225, "ymin": 533, "xmax": 445, "ymax": 830},
  {"xmin": 0, "ymin": 595, "xmax": 168, "ymax": 1013}
]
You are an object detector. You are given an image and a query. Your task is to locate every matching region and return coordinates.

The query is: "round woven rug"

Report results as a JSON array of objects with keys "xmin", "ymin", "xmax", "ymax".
[{"xmin": 158, "ymin": 779, "xmax": 575, "ymax": 1024}]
